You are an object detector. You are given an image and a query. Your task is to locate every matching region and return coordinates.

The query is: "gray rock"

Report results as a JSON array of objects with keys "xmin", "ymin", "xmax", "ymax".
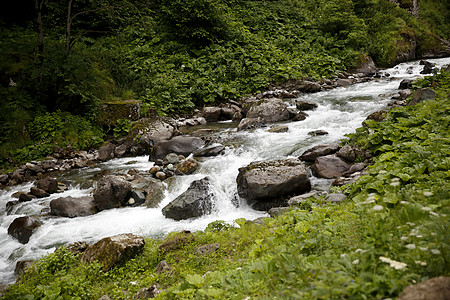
[
  {"xmin": 295, "ymin": 100, "xmax": 318, "ymax": 111},
  {"xmin": 399, "ymin": 78, "xmax": 414, "ymax": 89},
  {"xmin": 8, "ymin": 216, "xmax": 40, "ymax": 244},
  {"xmin": 30, "ymin": 187, "xmax": 49, "ymax": 198},
  {"xmin": 162, "ymin": 178, "xmax": 214, "ymax": 220},
  {"xmin": 14, "ymin": 260, "xmax": 35, "ymax": 277},
  {"xmin": 6, "ymin": 200, "xmax": 20, "ymax": 215},
  {"xmin": 311, "ymin": 155, "xmax": 352, "ymax": 179},
  {"xmin": 156, "ymin": 261, "xmax": 171, "ymax": 274},
  {"xmin": 93, "ymin": 175, "xmax": 132, "ymax": 211},
  {"xmin": 308, "ymin": 130, "xmax": 328, "ymax": 136},
  {"xmin": 291, "ymin": 111, "xmax": 309, "ymax": 121},
  {"xmin": 296, "ymin": 80, "xmax": 322, "ymax": 93},
  {"xmin": 145, "ymin": 181, "xmax": 166, "ymax": 208},
  {"xmin": 114, "ymin": 144, "xmax": 128, "ymax": 157},
  {"xmin": 268, "ymin": 126, "xmax": 289, "ymax": 133},
  {"xmin": 299, "ymin": 143, "xmax": 340, "ymax": 162},
  {"xmin": 149, "ymin": 136, "xmax": 205, "ymax": 161},
  {"xmin": 237, "ymin": 117, "xmax": 265, "ymax": 131},
  {"xmin": 133, "ymin": 285, "xmax": 160, "ymax": 299},
  {"xmin": 349, "ymin": 56, "xmax": 377, "ymax": 76},
  {"xmin": 202, "ymin": 107, "xmax": 222, "ymax": 122},
  {"xmin": 176, "ymin": 158, "xmax": 199, "ymax": 175},
  {"xmin": 325, "ymin": 193, "xmax": 347, "ymax": 203},
  {"xmin": 420, "ymin": 60, "xmax": 435, "ymax": 74},
  {"xmin": 193, "ymin": 144, "xmax": 226, "ymax": 157},
  {"xmin": 337, "ymin": 145, "xmax": 356, "ymax": 162},
  {"xmin": 335, "ymin": 79, "xmax": 353, "ymax": 87},
  {"xmin": 398, "ymin": 276, "xmax": 450, "ymax": 300},
  {"xmin": 81, "ymin": 233, "xmax": 145, "ymax": 271},
  {"xmin": 246, "ymin": 99, "xmax": 290, "ymax": 123},
  {"xmin": 288, "ymin": 191, "xmax": 320, "ymax": 205},
  {"xmin": 408, "ymin": 88, "xmax": 436, "ymax": 106},
  {"xmin": 237, "ymin": 158, "xmax": 311, "ymax": 201},
  {"xmin": 155, "ymin": 171, "xmax": 167, "ymax": 180},
  {"xmin": 98, "ymin": 142, "xmax": 115, "ymax": 161},
  {"xmin": 345, "ymin": 162, "xmax": 366, "ymax": 175},
  {"xmin": 19, "ymin": 193, "xmax": 35, "ymax": 202},
  {"xmin": 131, "ymin": 118, "xmax": 176, "ymax": 151},
  {"xmin": 50, "ymin": 196, "xmax": 98, "ymax": 218},
  {"xmin": 164, "ymin": 153, "xmax": 180, "ymax": 165},
  {"xmin": 0, "ymin": 174, "xmax": 9, "ymax": 185},
  {"xmin": 129, "ymin": 191, "xmax": 146, "ymax": 206}
]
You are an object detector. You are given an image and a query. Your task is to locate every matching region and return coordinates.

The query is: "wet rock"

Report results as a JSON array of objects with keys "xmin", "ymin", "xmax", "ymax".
[
  {"xmin": 268, "ymin": 126, "xmax": 289, "ymax": 133},
  {"xmin": 337, "ymin": 145, "xmax": 356, "ymax": 162},
  {"xmin": 114, "ymin": 144, "xmax": 128, "ymax": 157},
  {"xmin": 308, "ymin": 130, "xmax": 328, "ymax": 136},
  {"xmin": 145, "ymin": 181, "xmax": 166, "ymax": 208},
  {"xmin": 164, "ymin": 153, "xmax": 180, "ymax": 165},
  {"xmin": 162, "ymin": 178, "xmax": 214, "ymax": 220},
  {"xmin": 98, "ymin": 142, "xmax": 116, "ymax": 161},
  {"xmin": 19, "ymin": 193, "xmax": 35, "ymax": 202},
  {"xmin": 81, "ymin": 233, "xmax": 145, "ymax": 271},
  {"xmin": 296, "ymin": 80, "xmax": 322, "ymax": 93},
  {"xmin": 10, "ymin": 171, "xmax": 23, "ymax": 184},
  {"xmin": 149, "ymin": 136, "xmax": 205, "ymax": 161},
  {"xmin": 288, "ymin": 191, "xmax": 321, "ymax": 206},
  {"xmin": 237, "ymin": 158, "xmax": 311, "ymax": 201},
  {"xmin": 363, "ymin": 110, "xmax": 388, "ymax": 125},
  {"xmin": 155, "ymin": 171, "xmax": 167, "ymax": 180},
  {"xmin": 197, "ymin": 243, "xmax": 220, "ymax": 255},
  {"xmin": 176, "ymin": 158, "xmax": 199, "ymax": 175},
  {"xmin": 193, "ymin": 144, "xmax": 226, "ymax": 157},
  {"xmin": 30, "ymin": 187, "xmax": 49, "ymax": 198},
  {"xmin": 6, "ymin": 200, "xmax": 20, "ymax": 215},
  {"xmin": 237, "ymin": 117, "xmax": 265, "ymax": 131},
  {"xmin": 399, "ymin": 78, "xmax": 414, "ymax": 89},
  {"xmin": 246, "ymin": 99, "xmax": 290, "ymax": 123},
  {"xmin": 345, "ymin": 162, "xmax": 366, "ymax": 175},
  {"xmin": 129, "ymin": 191, "xmax": 146, "ymax": 206},
  {"xmin": 98, "ymin": 100, "xmax": 141, "ymax": 127},
  {"xmin": 25, "ymin": 162, "xmax": 44, "ymax": 174},
  {"xmin": 0, "ymin": 174, "xmax": 9, "ymax": 185},
  {"xmin": 93, "ymin": 175, "xmax": 132, "ymax": 211},
  {"xmin": 14, "ymin": 260, "xmax": 35, "ymax": 277},
  {"xmin": 408, "ymin": 88, "xmax": 436, "ymax": 106},
  {"xmin": 420, "ymin": 60, "xmax": 435, "ymax": 74},
  {"xmin": 291, "ymin": 111, "xmax": 309, "ymax": 121},
  {"xmin": 299, "ymin": 143, "xmax": 340, "ymax": 162},
  {"xmin": 51, "ymin": 196, "xmax": 98, "ymax": 218},
  {"xmin": 349, "ymin": 56, "xmax": 377, "ymax": 77},
  {"xmin": 311, "ymin": 155, "xmax": 352, "ymax": 179},
  {"xmin": 133, "ymin": 285, "xmax": 160, "ymax": 299},
  {"xmin": 156, "ymin": 261, "xmax": 171, "ymax": 274},
  {"xmin": 67, "ymin": 241, "xmax": 90, "ymax": 254},
  {"xmin": 8, "ymin": 216, "xmax": 40, "ymax": 244},
  {"xmin": 398, "ymin": 276, "xmax": 450, "ymax": 300},
  {"xmin": 295, "ymin": 100, "xmax": 318, "ymax": 111},
  {"xmin": 149, "ymin": 165, "xmax": 161, "ymax": 175},
  {"xmin": 334, "ymin": 78, "xmax": 353, "ymax": 87}
]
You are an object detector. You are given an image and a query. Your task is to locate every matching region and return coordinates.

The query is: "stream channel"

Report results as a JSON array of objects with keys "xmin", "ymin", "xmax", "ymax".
[{"xmin": 1, "ymin": 57, "xmax": 449, "ymax": 284}]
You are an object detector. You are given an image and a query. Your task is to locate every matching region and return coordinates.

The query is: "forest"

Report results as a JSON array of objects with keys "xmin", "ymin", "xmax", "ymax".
[{"xmin": 1, "ymin": 0, "xmax": 449, "ymax": 171}]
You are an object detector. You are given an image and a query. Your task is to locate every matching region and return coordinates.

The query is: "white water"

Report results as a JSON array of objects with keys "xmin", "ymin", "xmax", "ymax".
[{"xmin": 1, "ymin": 57, "xmax": 449, "ymax": 284}]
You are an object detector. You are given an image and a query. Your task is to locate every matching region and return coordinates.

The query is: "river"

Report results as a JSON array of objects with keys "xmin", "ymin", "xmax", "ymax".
[{"xmin": 1, "ymin": 57, "xmax": 449, "ymax": 284}]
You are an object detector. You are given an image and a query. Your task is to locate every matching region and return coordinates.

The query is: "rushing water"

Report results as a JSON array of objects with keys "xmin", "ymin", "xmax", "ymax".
[{"xmin": 1, "ymin": 57, "xmax": 449, "ymax": 284}]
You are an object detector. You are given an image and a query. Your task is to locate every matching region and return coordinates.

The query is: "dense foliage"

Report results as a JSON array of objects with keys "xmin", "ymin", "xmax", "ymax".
[
  {"xmin": 1, "ymin": 0, "xmax": 448, "ymax": 170},
  {"xmin": 3, "ymin": 70, "xmax": 449, "ymax": 299}
]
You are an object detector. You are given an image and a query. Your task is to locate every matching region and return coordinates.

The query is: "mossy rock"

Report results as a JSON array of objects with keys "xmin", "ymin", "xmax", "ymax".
[{"xmin": 98, "ymin": 100, "xmax": 141, "ymax": 126}]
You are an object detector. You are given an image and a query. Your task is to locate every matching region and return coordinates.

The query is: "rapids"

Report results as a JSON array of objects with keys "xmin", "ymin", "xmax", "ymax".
[{"xmin": 1, "ymin": 57, "xmax": 449, "ymax": 284}]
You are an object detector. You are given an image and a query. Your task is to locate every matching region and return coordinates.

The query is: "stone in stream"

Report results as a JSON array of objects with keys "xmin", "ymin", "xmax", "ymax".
[
  {"xmin": 14, "ymin": 260, "xmax": 35, "ymax": 278},
  {"xmin": 93, "ymin": 175, "xmax": 132, "ymax": 211},
  {"xmin": 29, "ymin": 187, "xmax": 50, "ymax": 198},
  {"xmin": 50, "ymin": 196, "xmax": 99, "ymax": 218},
  {"xmin": 81, "ymin": 233, "xmax": 145, "ymax": 271},
  {"xmin": 246, "ymin": 98, "xmax": 290, "ymax": 123},
  {"xmin": 149, "ymin": 136, "xmax": 205, "ymax": 161},
  {"xmin": 237, "ymin": 158, "xmax": 311, "ymax": 201},
  {"xmin": 295, "ymin": 100, "xmax": 318, "ymax": 111},
  {"xmin": 237, "ymin": 117, "xmax": 265, "ymax": 131},
  {"xmin": 311, "ymin": 155, "xmax": 352, "ymax": 179},
  {"xmin": 97, "ymin": 141, "xmax": 116, "ymax": 161},
  {"xmin": 299, "ymin": 143, "xmax": 340, "ymax": 162},
  {"xmin": 162, "ymin": 177, "xmax": 214, "ymax": 220},
  {"xmin": 36, "ymin": 177, "xmax": 59, "ymax": 193},
  {"xmin": 7, "ymin": 216, "xmax": 41, "ymax": 244},
  {"xmin": 193, "ymin": 144, "xmax": 226, "ymax": 157}
]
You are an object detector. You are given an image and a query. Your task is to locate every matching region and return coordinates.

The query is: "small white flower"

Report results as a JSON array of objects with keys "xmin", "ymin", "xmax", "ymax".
[
  {"xmin": 341, "ymin": 253, "xmax": 348, "ymax": 258},
  {"xmin": 130, "ymin": 281, "xmax": 137, "ymax": 285},
  {"xmin": 400, "ymin": 201, "xmax": 409, "ymax": 204},
  {"xmin": 423, "ymin": 191, "xmax": 433, "ymax": 197},
  {"xmin": 419, "ymin": 247, "xmax": 428, "ymax": 251},
  {"xmin": 415, "ymin": 261, "xmax": 427, "ymax": 266},
  {"xmin": 405, "ymin": 244, "xmax": 416, "ymax": 250},
  {"xmin": 391, "ymin": 177, "xmax": 400, "ymax": 182},
  {"xmin": 430, "ymin": 212, "xmax": 439, "ymax": 217},
  {"xmin": 431, "ymin": 249, "xmax": 441, "ymax": 255},
  {"xmin": 401, "ymin": 236, "xmax": 408, "ymax": 241},
  {"xmin": 416, "ymin": 235, "xmax": 423, "ymax": 238},
  {"xmin": 352, "ymin": 259, "xmax": 360, "ymax": 265},
  {"xmin": 379, "ymin": 170, "xmax": 387, "ymax": 174},
  {"xmin": 421, "ymin": 207, "xmax": 432, "ymax": 212},
  {"xmin": 373, "ymin": 205, "xmax": 384, "ymax": 211},
  {"xmin": 379, "ymin": 256, "xmax": 407, "ymax": 270},
  {"xmin": 431, "ymin": 232, "xmax": 437, "ymax": 236},
  {"xmin": 406, "ymin": 222, "xmax": 415, "ymax": 226},
  {"xmin": 390, "ymin": 181, "xmax": 400, "ymax": 187}
]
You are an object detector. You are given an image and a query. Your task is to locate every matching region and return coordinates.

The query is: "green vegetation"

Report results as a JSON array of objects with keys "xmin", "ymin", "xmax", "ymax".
[
  {"xmin": 1, "ymin": 0, "xmax": 448, "ymax": 170},
  {"xmin": 3, "ymin": 70, "xmax": 449, "ymax": 299}
]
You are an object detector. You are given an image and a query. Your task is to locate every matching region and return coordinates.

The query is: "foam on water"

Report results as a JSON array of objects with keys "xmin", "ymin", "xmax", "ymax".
[{"xmin": 1, "ymin": 57, "xmax": 449, "ymax": 283}]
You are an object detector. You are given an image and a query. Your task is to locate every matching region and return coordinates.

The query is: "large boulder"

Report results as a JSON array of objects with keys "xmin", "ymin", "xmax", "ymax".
[
  {"xmin": 145, "ymin": 181, "xmax": 166, "ymax": 208},
  {"xmin": 408, "ymin": 88, "xmax": 436, "ymax": 106},
  {"xmin": 295, "ymin": 100, "xmax": 318, "ymax": 111},
  {"xmin": 50, "ymin": 196, "xmax": 98, "ymax": 218},
  {"xmin": 299, "ymin": 143, "xmax": 340, "ymax": 162},
  {"xmin": 81, "ymin": 233, "xmax": 145, "ymax": 271},
  {"xmin": 149, "ymin": 136, "xmax": 205, "ymax": 161},
  {"xmin": 311, "ymin": 155, "xmax": 352, "ymax": 179},
  {"xmin": 97, "ymin": 100, "xmax": 141, "ymax": 127},
  {"xmin": 97, "ymin": 142, "xmax": 116, "ymax": 162},
  {"xmin": 35, "ymin": 177, "xmax": 58, "ymax": 193},
  {"xmin": 398, "ymin": 276, "xmax": 450, "ymax": 300},
  {"xmin": 162, "ymin": 178, "xmax": 214, "ymax": 220},
  {"xmin": 237, "ymin": 117, "xmax": 265, "ymax": 131},
  {"xmin": 349, "ymin": 56, "xmax": 377, "ymax": 77},
  {"xmin": 93, "ymin": 175, "xmax": 132, "ymax": 211},
  {"xmin": 193, "ymin": 144, "xmax": 225, "ymax": 157},
  {"xmin": 8, "ymin": 216, "xmax": 40, "ymax": 244},
  {"xmin": 246, "ymin": 99, "xmax": 290, "ymax": 123},
  {"xmin": 202, "ymin": 107, "xmax": 222, "ymax": 122},
  {"xmin": 237, "ymin": 158, "xmax": 311, "ymax": 201}
]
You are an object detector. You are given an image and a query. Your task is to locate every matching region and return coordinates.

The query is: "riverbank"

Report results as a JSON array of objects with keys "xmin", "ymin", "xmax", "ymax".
[{"xmin": 1, "ymin": 60, "xmax": 449, "ymax": 299}]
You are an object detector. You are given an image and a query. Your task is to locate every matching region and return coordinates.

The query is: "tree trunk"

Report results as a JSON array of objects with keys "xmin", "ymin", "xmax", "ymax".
[
  {"xmin": 33, "ymin": 0, "xmax": 45, "ymax": 59},
  {"xmin": 65, "ymin": 0, "xmax": 73, "ymax": 56}
]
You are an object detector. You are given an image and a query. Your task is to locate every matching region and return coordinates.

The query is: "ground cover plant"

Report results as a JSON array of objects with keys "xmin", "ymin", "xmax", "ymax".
[{"xmin": 3, "ymin": 70, "xmax": 449, "ymax": 299}]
